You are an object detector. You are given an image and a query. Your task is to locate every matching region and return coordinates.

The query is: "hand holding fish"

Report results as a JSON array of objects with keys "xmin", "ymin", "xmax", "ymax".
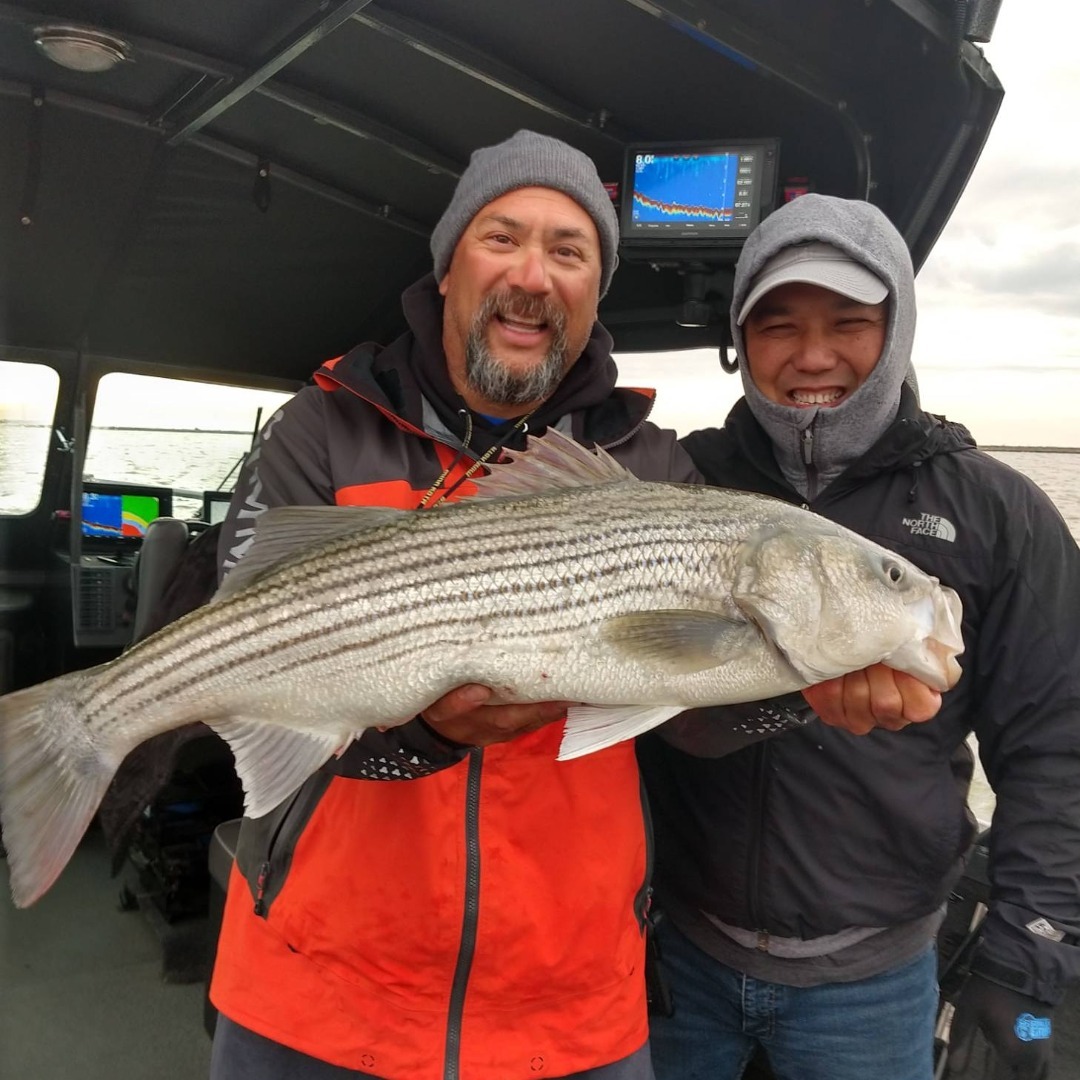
[
  {"xmin": 426, "ymin": 665, "xmax": 944, "ymax": 749},
  {"xmin": 422, "ymin": 685, "xmax": 572, "ymax": 746},
  {"xmin": 803, "ymin": 663, "xmax": 942, "ymax": 735}
]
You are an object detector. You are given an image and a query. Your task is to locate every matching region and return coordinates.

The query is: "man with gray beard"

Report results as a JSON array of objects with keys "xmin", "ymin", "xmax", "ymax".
[
  {"xmin": 210, "ymin": 129, "xmax": 704, "ymax": 1080},
  {"xmin": 463, "ymin": 289, "xmax": 570, "ymax": 407}
]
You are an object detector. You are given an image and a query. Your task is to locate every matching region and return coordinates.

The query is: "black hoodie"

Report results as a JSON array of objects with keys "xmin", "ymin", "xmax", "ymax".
[{"xmin": 644, "ymin": 382, "xmax": 1080, "ymax": 1004}]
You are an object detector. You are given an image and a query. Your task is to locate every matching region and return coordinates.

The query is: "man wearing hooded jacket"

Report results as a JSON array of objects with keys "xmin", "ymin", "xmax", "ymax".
[
  {"xmin": 641, "ymin": 194, "xmax": 1080, "ymax": 1080},
  {"xmin": 208, "ymin": 130, "xmax": 711, "ymax": 1080}
]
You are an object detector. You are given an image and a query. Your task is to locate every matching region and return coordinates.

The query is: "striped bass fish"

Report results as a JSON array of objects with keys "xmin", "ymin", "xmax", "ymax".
[{"xmin": 0, "ymin": 430, "xmax": 963, "ymax": 908}]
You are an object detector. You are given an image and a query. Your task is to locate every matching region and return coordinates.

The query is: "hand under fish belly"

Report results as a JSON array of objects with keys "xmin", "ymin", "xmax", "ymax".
[{"xmin": 0, "ymin": 429, "xmax": 963, "ymax": 907}]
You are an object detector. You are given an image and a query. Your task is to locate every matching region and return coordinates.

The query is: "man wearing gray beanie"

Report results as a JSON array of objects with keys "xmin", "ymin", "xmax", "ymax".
[
  {"xmin": 208, "ymin": 129, "xmax": 699, "ymax": 1080},
  {"xmin": 431, "ymin": 128, "xmax": 621, "ymax": 299},
  {"xmin": 641, "ymin": 194, "xmax": 1080, "ymax": 1080}
]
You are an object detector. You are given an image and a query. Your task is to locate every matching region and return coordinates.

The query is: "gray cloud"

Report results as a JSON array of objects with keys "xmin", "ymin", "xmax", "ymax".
[
  {"xmin": 941, "ymin": 167, "xmax": 1078, "ymax": 238},
  {"xmin": 920, "ymin": 239, "xmax": 1080, "ymax": 318}
]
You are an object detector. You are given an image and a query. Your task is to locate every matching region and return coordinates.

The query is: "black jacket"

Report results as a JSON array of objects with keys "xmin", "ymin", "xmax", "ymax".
[{"xmin": 640, "ymin": 388, "xmax": 1080, "ymax": 1004}]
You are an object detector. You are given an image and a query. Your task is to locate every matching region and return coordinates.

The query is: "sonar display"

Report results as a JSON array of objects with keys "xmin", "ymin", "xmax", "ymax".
[
  {"xmin": 82, "ymin": 492, "xmax": 160, "ymax": 539},
  {"xmin": 631, "ymin": 152, "xmax": 739, "ymax": 226}
]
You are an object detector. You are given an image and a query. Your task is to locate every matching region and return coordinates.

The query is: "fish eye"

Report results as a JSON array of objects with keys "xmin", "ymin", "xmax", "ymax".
[{"xmin": 884, "ymin": 560, "xmax": 905, "ymax": 585}]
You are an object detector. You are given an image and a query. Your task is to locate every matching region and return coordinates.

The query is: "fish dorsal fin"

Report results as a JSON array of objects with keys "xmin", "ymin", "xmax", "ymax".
[
  {"xmin": 470, "ymin": 428, "xmax": 636, "ymax": 499},
  {"xmin": 213, "ymin": 505, "xmax": 408, "ymax": 601}
]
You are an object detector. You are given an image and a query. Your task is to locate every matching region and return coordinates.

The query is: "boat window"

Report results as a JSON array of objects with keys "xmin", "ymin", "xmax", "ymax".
[
  {"xmin": 0, "ymin": 360, "xmax": 61, "ymax": 515},
  {"xmin": 85, "ymin": 373, "xmax": 294, "ymax": 521}
]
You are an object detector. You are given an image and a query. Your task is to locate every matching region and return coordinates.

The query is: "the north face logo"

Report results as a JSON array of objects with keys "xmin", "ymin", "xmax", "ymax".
[
  {"xmin": 1026, "ymin": 917, "xmax": 1066, "ymax": 942},
  {"xmin": 902, "ymin": 513, "xmax": 957, "ymax": 542}
]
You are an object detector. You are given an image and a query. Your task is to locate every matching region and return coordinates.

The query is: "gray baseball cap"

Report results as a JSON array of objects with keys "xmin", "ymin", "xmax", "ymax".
[{"xmin": 737, "ymin": 240, "xmax": 888, "ymax": 324}]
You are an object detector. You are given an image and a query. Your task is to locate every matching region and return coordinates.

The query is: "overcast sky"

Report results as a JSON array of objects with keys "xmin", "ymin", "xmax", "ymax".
[{"xmin": 620, "ymin": 0, "xmax": 1080, "ymax": 448}]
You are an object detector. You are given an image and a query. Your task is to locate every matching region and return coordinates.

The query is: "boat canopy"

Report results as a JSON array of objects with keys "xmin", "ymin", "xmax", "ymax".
[{"xmin": 0, "ymin": 0, "xmax": 1003, "ymax": 380}]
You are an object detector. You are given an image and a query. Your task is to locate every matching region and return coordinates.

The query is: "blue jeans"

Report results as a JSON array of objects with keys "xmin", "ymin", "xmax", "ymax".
[{"xmin": 649, "ymin": 918, "xmax": 938, "ymax": 1080}]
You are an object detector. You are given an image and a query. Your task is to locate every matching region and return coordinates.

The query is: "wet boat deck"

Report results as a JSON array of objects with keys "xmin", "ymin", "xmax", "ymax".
[{"xmin": 1, "ymin": 828, "xmax": 211, "ymax": 1080}]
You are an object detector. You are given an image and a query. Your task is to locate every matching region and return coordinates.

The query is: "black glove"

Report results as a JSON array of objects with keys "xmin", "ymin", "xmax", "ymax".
[{"xmin": 946, "ymin": 974, "xmax": 1054, "ymax": 1080}]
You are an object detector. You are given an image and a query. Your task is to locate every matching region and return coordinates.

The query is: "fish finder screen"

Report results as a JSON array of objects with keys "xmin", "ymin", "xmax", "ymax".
[
  {"xmin": 82, "ymin": 492, "xmax": 159, "ymax": 539},
  {"xmin": 620, "ymin": 139, "xmax": 779, "ymax": 247},
  {"xmin": 80, "ymin": 482, "xmax": 173, "ymax": 543}
]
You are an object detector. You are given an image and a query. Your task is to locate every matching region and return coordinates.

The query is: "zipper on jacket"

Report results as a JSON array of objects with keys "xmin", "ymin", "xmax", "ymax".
[
  {"xmin": 444, "ymin": 747, "xmax": 484, "ymax": 1080},
  {"xmin": 802, "ymin": 427, "xmax": 819, "ymax": 501},
  {"xmin": 598, "ymin": 391, "xmax": 657, "ymax": 452},
  {"xmin": 250, "ymin": 786, "xmax": 307, "ymax": 917},
  {"xmin": 635, "ymin": 776, "xmax": 655, "ymax": 931},
  {"xmin": 253, "ymin": 861, "xmax": 271, "ymax": 916}
]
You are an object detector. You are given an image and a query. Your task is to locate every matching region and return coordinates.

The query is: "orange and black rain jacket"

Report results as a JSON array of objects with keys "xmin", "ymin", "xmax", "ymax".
[{"xmin": 210, "ymin": 275, "xmax": 701, "ymax": 1079}]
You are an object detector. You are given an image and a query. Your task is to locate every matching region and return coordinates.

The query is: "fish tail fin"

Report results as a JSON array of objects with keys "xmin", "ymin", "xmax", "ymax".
[{"xmin": 0, "ymin": 676, "xmax": 119, "ymax": 908}]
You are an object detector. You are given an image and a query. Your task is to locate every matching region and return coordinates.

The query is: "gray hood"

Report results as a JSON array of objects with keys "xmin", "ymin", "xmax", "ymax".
[{"xmin": 731, "ymin": 194, "xmax": 916, "ymax": 497}]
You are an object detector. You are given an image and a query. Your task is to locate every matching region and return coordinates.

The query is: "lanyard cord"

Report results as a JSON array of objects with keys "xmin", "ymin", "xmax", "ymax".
[{"xmin": 417, "ymin": 407, "xmax": 537, "ymax": 509}]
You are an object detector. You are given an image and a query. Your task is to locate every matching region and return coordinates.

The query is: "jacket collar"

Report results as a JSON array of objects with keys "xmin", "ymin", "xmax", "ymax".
[{"xmin": 714, "ymin": 385, "xmax": 975, "ymax": 498}]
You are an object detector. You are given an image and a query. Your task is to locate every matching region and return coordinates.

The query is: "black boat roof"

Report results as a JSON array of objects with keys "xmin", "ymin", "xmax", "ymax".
[{"xmin": 0, "ymin": 0, "xmax": 1003, "ymax": 381}]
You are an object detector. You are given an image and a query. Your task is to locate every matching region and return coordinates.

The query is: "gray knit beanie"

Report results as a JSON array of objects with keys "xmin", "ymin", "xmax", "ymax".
[{"xmin": 430, "ymin": 130, "xmax": 619, "ymax": 297}]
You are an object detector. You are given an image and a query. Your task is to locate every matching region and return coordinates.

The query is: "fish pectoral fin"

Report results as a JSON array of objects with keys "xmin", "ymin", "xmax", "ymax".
[
  {"xmin": 206, "ymin": 718, "xmax": 349, "ymax": 818},
  {"xmin": 600, "ymin": 610, "xmax": 756, "ymax": 674},
  {"xmin": 213, "ymin": 505, "xmax": 409, "ymax": 601},
  {"xmin": 558, "ymin": 704, "xmax": 685, "ymax": 760}
]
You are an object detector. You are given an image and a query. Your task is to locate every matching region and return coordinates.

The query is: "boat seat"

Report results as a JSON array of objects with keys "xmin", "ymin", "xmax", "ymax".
[
  {"xmin": 100, "ymin": 516, "xmax": 241, "ymax": 904},
  {"xmin": 130, "ymin": 518, "xmax": 194, "ymax": 643},
  {"xmin": 100, "ymin": 517, "xmax": 230, "ymax": 857},
  {"xmin": 101, "ymin": 517, "xmax": 245, "ymax": 986}
]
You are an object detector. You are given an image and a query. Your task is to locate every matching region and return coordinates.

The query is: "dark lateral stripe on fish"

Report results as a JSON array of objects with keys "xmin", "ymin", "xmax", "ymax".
[
  {"xmin": 80, "ymin": 559, "xmax": 711, "ymax": 724},
  {"xmin": 256, "ymin": 580, "xmax": 708, "ymax": 683},
  {"xmin": 91, "ymin": 518, "xmax": 700, "ymax": 684},
  {"xmin": 84, "ymin": 526, "xmax": 715, "ymax": 715},
  {"xmin": 82, "ymin": 483, "xmax": 739, "ymax": 716},
  {"xmin": 117, "ymin": 511, "xmax": 697, "ymax": 675},
  {"xmin": 84, "ymin": 558, "xmax": 705, "ymax": 720}
]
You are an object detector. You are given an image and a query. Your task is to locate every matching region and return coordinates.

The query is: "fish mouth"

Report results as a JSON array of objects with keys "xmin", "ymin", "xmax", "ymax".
[{"xmin": 882, "ymin": 585, "xmax": 964, "ymax": 691}]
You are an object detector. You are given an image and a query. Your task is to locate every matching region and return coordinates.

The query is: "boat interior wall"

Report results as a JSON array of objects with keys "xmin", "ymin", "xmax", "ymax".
[{"xmin": 0, "ymin": 0, "xmax": 1002, "ymax": 379}]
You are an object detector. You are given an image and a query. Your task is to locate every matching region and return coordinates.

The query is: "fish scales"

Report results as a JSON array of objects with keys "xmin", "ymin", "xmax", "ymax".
[
  {"xmin": 0, "ymin": 429, "xmax": 964, "ymax": 908},
  {"xmin": 27, "ymin": 481, "xmax": 886, "ymax": 735},
  {"xmin": 76, "ymin": 490, "xmax": 734, "ymax": 743},
  {"xmin": 89, "ymin": 488, "xmax": 715, "ymax": 716},
  {"xmin": 103, "ymin": 490, "xmax": 699, "ymax": 656}
]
